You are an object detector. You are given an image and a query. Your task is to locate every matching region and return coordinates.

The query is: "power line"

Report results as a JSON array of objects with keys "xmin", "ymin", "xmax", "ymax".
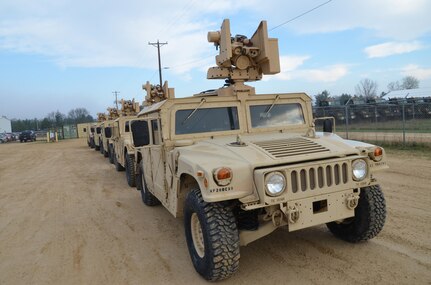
[
  {"xmin": 269, "ymin": 0, "xmax": 333, "ymax": 31},
  {"xmin": 161, "ymin": 1, "xmax": 334, "ymax": 73},
  {"xmin": 153, "ymin": 0, "xmax": 198, "ymax": 38},
  {"xmin": 169, "ymin": 55, "xmax": 213, "ymax": 70}
]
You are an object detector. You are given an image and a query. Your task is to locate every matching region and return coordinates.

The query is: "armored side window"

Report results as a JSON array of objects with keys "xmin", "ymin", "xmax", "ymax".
[
  {"xmin": 83, "ymin": 128, "xmax": 87, "ymax": 132},
  {"xmin": 104, "ymin": 127, "xmax": 112, "ymax": 138},
  {"xmin": 151, "ymin": 119, "xmax": 162, "ymax": 145},
  {"xmin": 175, "ymin": 107, "xmax": 239, "ymax": 135},
  {"xmin": 131, "ymin": 120, "xmax": 150, "ymax": 147},
  {"xmin": 125, "ymin": 121, "xmax": 130, "ymax": 132},
  {"xmin": 250, "ymin": 103, "xmax": 305, "ymax": 128},
  {"xmin": 96, "ymin": 127, "xmax": 101, "ymax": 134},
  {"xmin": 90, "ymin": 127, "xmax": 95, "ymax": 133}
]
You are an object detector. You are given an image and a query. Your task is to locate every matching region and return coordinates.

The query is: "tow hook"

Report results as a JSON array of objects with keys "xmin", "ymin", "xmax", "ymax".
[
  {"xmin": 271, "ymin": 210, "xmax": 283, "ymax": 227},
  {"xmin": 346, "ymin": 193, "xmax": 360, "ymax": 210},
  {"xmin": 287, "ymin": 205, "xmax": 300, "ymax": 224}
]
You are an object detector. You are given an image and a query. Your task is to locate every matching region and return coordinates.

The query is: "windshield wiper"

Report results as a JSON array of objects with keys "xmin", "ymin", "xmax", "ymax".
[
  {"xmin": 182, "ymin": 98, "xmax": 206, "ymax": 124},
  {"xmin": 263, "ymin": 95, "xmax": 280, "ymax": 117}
]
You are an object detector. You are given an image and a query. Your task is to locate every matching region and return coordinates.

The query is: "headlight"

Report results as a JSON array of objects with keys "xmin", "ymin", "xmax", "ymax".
[
  {"xmin": 352, "ymin": 159, "xmax": 367, "ymax": 181},
  {"xmin": 265, "ymin": 172, "xmax": 286, "ymax": 196}
]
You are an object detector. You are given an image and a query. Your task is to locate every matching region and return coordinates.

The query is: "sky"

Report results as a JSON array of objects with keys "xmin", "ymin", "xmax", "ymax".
[{"xmin": 1, "ymin": 0, "xmax": 430, "ymax": 119}]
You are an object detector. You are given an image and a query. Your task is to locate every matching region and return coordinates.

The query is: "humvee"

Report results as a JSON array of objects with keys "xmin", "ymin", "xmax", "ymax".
[
  {"xmin": 93, "ymin": 113, "xmax": 106, "ymax": 151},
  {"xmin": 111, "ymin": 99, "xmax": 141, "ymax": 186},
  {"xmin": 86, "ymin": 123, "xmax": 96, "ymax": 148},
  {"xmin": 100, "ymin": 107, "xmax": 120, "ymax": 158},
  {"xmin": 130, "ymin": 19, "xmax": 388, "ymax": 281}
]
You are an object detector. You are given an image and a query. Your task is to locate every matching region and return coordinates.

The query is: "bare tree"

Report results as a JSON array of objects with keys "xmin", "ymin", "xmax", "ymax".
[
  {"xmin": 401, "ymin": 76, "xmax": 419, "ymax": 89},
  {"xmin": 355, "ymin": 78, "xmax": 378, "ymax": 99},
  {"xmin": 387, "ymin": 81, "xmax": 401, "ymax": 92}
]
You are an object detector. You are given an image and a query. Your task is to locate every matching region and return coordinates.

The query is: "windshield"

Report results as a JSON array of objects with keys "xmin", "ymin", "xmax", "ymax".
[
  {"xmin": 175, "ymin": 107, "xmax": 239, "ymax": 135},
  {"xmin": 250, "ymin": 103, "xmax": 305, "ymax": 128}
]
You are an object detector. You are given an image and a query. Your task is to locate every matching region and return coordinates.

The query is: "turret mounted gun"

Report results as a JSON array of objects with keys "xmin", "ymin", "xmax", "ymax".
[
  {"xmin": 119, "ymin": 99, "xmax": 140, "ymax": 116},
  {"xmin": 107, "ymin": 107, "xmax": 120, "ymax": 120},
  {"xmin": 97, "ymin": 113, "xmax": 107, "ymax": 122},
  {"xmin": 142, "ymin": 80, "xmax": 175, "ymax": 106},
  {"xmin": 207, "ymin": 19, "xmax": 280, "ymax": 96}
]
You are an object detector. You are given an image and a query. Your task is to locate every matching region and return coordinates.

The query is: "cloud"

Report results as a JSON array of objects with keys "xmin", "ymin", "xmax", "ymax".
[
  {"xmin": 271, "ymin": 55, "xmax": 348, "ymax": 82},
  {"xmin": 296, "ymin": 65, "xmax": 348, "ymax": 82},
  {"xmin": 257, "ymin": 0, "xmax": 431, "ymax": 40},
  {"xmin": 0, "ymin": 0, "xmax": 253, "ymax": 73},
  {"xmin": 270, "ymin": 55, "xmax": 310, "ymax": 80},
  {"xmin": 401, "ymin": 64, "xmax": 431, "ymax": 80},
  {"xmin": 364, "ymin": 41, "xmax": 424, "ymax": 58}
]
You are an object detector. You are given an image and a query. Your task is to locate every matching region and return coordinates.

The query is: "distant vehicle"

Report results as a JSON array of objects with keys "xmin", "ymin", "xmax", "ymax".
[
  {"xmin": 0, "ymin": 134, "xmax": 7, "ymax": 143},
  {"xmin": 19, "ymin": 130, "xmax": 37, "ymax": 142}
]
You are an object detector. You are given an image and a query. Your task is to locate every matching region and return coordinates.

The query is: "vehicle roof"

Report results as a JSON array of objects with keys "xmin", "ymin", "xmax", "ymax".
[{"xmin": 137, "ymin": 92, "xmax": 311, "ymax": 117}]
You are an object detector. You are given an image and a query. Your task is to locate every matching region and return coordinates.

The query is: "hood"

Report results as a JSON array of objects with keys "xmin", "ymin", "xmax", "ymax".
[{"xmin": 178, "ymin": 132, "xmax": 363, "ymax": 168}]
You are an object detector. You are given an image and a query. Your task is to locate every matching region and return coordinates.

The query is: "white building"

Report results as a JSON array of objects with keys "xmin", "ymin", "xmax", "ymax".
[{"xmin": 0, "ymin": 116, "xmax": 12, "ymax": 133}]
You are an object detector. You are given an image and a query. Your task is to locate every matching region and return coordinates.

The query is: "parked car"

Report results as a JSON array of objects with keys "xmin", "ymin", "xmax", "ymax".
[
  {"xmin": 19, "ymin": 130, "xmax": 37, "ymax": 142},
  {"xmin": 0, "ymin": 134, "xmax": 7, "ymax": 143}
]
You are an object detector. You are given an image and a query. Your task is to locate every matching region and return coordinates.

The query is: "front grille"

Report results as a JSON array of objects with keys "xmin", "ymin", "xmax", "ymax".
[
  {"xmin": 253, "ymin": 138, "xmax": 329, "ymax": 158},
  {"xmin": 289, "ymin": 162, "xmax": 349, "ymax": 193}
]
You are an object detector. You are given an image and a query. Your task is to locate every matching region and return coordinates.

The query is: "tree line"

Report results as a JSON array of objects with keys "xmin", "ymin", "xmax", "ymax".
[
  {"xmin": 11, "ymin": 108, "xmax": 94, "ymax": 132},
  {"xmin": 315, "ymin": 75, "xmax": 420, "ymax": 107}
]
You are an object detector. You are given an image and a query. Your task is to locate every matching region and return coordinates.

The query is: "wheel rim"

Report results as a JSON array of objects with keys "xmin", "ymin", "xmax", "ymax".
[{"xmin": 191, "ymin": 213, "xmax": 205, "ymax": 258}]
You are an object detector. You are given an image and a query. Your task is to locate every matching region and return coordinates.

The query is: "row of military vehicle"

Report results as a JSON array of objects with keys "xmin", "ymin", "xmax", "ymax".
[
  {"xmin": 82, "ymin": 19, "xmax": 388, "ymax": 281},
  {"xmin": 314, "ymin": 102, "xmax": 431, "ymax": 124}
]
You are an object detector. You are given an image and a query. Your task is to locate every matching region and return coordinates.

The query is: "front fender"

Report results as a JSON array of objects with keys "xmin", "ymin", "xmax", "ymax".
[{"xmin": 177, "ymin": 151, "xmax": 254, "ymax": 203}]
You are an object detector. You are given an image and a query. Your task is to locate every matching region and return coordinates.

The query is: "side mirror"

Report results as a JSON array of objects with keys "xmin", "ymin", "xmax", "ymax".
[{"xmin": 323, "ymin": 119, "xmax": 333, "ymax": 133}]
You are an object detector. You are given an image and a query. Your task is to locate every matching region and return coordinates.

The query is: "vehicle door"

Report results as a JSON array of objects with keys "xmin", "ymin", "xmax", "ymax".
[
  {"xmin": 149, "ymin": 119, "xmax": 166, "ymax": 200},
  {"xmin": 131, "ymin": 119, "xmax": 153, "ymax": 190}
]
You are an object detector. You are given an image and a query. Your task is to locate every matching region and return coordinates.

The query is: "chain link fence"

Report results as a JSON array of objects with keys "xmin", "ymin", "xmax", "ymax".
[{"xmin": 313, "ymin": 101, "xmax": 431, "ymax": 145}]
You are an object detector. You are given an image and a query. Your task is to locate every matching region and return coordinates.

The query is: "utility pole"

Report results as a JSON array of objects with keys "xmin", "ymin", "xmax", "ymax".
[
  {"xmin": 148, "ymin": 40, "xmax": 168, "ymax": 87},
  {"xmin": 112, "ymin": 91, "xmax": 120, "ymax": 110}
]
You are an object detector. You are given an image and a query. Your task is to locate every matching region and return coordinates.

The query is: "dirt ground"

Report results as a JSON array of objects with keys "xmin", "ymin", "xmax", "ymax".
[{"xmin": 0, "ymin": 139, "xmax": 430, "ymax": 285}]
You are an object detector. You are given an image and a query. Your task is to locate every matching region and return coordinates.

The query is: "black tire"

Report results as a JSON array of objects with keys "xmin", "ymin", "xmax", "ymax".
[
  {"xmin": 139, "ymin": 164, "xmax": 160, "ymax": 206},
  {"xmin": 95, "ymin": 144, "xmax": 100, "ymax": 151},
  {"xmin": 108, "ymin": 144, "xmax": 114, "ymax": 164},
  {"xmin": 90, "ymin": 138, "xmax": 95, "ymax": 148},
  {"xmin": 184, "ymin": 189, "xmax": 240, "ymax": 281},
  {"xmin": 327, "ymin": 185, "xmax": 386, "ymax": 243},
  {"xmin": 125, "ymin": 154, "xmax": 136, "ymax": 187},
  {"xmin": 99, "ymin": 143, "xmax": 104, "ymax": 154},
  {"xmin": 103, "ymin": 150, "xmax": 109, "ymax": 157},
  {"xmin": 113, "ymin": 150, "xmax": 124, "ymax": 171}
]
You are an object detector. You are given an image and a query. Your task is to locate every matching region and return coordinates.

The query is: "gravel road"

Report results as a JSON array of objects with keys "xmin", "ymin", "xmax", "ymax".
[{"xmin": 0, "ymin": 139, "xmax": 430, "ymax": 284}]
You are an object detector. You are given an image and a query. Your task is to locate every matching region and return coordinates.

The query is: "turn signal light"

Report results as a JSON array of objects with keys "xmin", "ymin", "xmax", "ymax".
[
  {"xmin": 374, "ymin": 147, "xmax": 383, "ymax": 157},
  {"xmin": 217, "ymin": 168, "xmax": 232, "ymax": 180},
  {"xmin": 213, "ymin": 167, "xmax": 233, "ymax": 186},
  {"xmin": 369, "ymin": 147, "xmax": 383, "ymax": 161}
]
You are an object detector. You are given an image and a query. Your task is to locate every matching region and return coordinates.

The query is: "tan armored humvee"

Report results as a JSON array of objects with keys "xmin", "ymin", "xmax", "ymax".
[
  {"xmin": 131, "ymin": 19, "xmax": 388, "ymax": 281},
  {"xmin": 93, "ymin": 113, "xmax": 107, "ymax": 151},
  {"xmin": 86, "ymin": 123, "xmax": 96, "ymax": 148},
  {"xmin": 111, "ymin": 99, "xmax": 141, "ymax": 186},
  {"xmin": 100, "ymin": 107, "xmax": 120, "ymax": 158}
]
